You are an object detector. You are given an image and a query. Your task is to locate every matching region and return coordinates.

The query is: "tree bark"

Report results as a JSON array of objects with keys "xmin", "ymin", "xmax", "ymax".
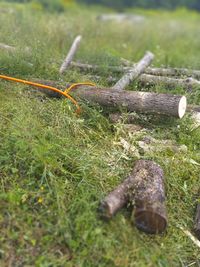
[
  {"xmin": 31, "ymin": 79, "xmax": 187, "ymax": 118},
  {"xmin": 145, "ymin": 67, "xmax": 200, "ymax": 79},
  {"xmin": 138, "ymin": 74, "xmax": 200, "ymax": 90},
  {"xmin": 112, "ymin": 52, "xmax": 154, "ymax": 90},
  {"xmin": 83, "ymin": 74, "xmax": 200, "ymax": 91},
  {"xmin": 99, "ymin": 160, "xmax": 167, "ymax": 234},
  {"xmin": 59, "ymin": 35, "xmax": 82, "ymax": 74},
  {"xmin": 74, "ymin": 86, "xmax": 187, "ymax": 118},
  {"xmin": 194, "ymin": 204, "xmax": 200, "ymax": 240},
  {"xmin": 71, "ymin": 61, "xmax": 200, "ymax": 80}
]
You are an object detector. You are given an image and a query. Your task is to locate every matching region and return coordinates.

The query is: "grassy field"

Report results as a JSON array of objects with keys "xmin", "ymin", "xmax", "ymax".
[{"xmin": 0, "ymin": 2, "xmax": 200, "ymax": 266}]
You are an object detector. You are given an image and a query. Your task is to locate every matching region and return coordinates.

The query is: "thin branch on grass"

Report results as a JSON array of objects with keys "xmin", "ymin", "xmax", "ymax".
[
  {"xmin": 83, "ymin": 73, "xmax": 200, "ymax": 91},
  {"xmin": 71, "ymin": 61, "xmax": 200, "ymax": 80},
  {"xmin": 112, "ymin": 51, "xmax": 154, "ymax": 90},
  {"xmin": 138, "ymin": 74, "xmax": 200, "ymax": 90},
  {"xmin": 59, "ymin": 35, "xmax": 82, "ymax": 74}
]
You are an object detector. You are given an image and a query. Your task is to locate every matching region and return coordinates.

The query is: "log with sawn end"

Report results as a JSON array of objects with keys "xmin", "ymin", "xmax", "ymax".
[
  {"xmin": 99, "ymin": 160, "xmax": 167, "ymax": 234},
  {"xmin": 32, "ymin": 79, "xmax": 187, "ymax": 118}
]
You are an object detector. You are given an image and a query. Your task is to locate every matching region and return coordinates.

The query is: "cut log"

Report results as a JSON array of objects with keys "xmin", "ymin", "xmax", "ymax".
[
  {"xmin": 59, "ymin": 35, "xmax": 82, "ymax": 74},
  {"xmin": 83, "ymin": 73, "xmax": 200, "ymax": 90},
  {"xmin": 31, "ymin": 79, "xmax": 187, "ymax": 118},
  {"xmin": 132, "ymin": 160, "xmax": 167, "ymax": 234},
  {"xmin": 99, "ymin": 160, "xmax": 167, "ymax": 234},
  {"xmin": 74, "ymin": 87, "xmax": 187, "ymax": 118},
  {"xmin": 113, "ymin": 51, "xmax": 154, "ymax": 90},
  {"xmin": 145, "ymin": 67, "xmax": 200, "ymax": 79},
  {"xmin": 71, "ymin": 61, "xmax": 200, "ymax": 80},
  {"xmin": 194, "ymin": 204, "xmax": 200, "ymax": 240},
  {"xmin": 138, "ymin": 74, "xmax": 200, "ymax": 90}
]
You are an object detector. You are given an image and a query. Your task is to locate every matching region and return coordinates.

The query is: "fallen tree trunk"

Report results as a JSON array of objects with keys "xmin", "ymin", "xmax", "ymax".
[
  {"xmin": 194, "ymin": 204, "xmax": 200, "ymax": 240},
  {"xmin": 99, "ymin": 160, "xmax": 167, "ymax": 234},
  {"xmin": 32, "ymin": 79, "xmax": 187, "ymax": 118},
  {"xmin": 71, "ymin": 61, "xmax": 200, "ymax": 80},
  {"xmin": 60, "ymin": 35, "xmax": 82, "ymax": 74},
  {"xmin": 113, "ymin": 51, "xmax": 154, "ymax": 90}
]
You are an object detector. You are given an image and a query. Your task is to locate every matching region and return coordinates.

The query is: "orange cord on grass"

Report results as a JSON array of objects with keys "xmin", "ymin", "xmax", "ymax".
[{"xmin": 0, "ymin": 75, "xmax": 96, "ymax": 114}]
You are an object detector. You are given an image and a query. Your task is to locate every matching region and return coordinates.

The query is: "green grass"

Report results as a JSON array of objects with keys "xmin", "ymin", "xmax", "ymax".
[{"xmin": 0, "ymin": 2, "xmax": 200, "ymax": 266}]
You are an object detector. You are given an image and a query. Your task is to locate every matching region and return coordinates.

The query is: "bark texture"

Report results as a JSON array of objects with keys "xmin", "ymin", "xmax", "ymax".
[
  {"xmin": 99, "ymin": 160, "xmax": 167, "ymax": 234},
  {"xmin": 71, "ymin": 61, "xmax": 200, "ymax": 80},
  {"xmin": 194, "ymin": 204, "xmax": 200, "ymax": 240},
  {"xmin": 138, "ymin": 74, "xmax": 200, "ymax": 90},
  {"xmin": 86, "ymin": 74, "xmax": 200, "ymax": 91},
  {"xmin": 131, "ymin": 160, "xmax": 167, "ymax": 234},
  {"xmin": 145, "ymin": 67, "xmax": 200, "ymax": 79},
  {"xmin": 31, "ymin": 79, "xmax": 187, "ymax": 118},
  {"xmin": 99, "ymin": 178, "xmax": 130, "ymax": 220},
  {"xmin": 59, "ymin": 35, "xmax": 82, "ymax": 74},
  {"xmin": 74, "ymin": 87, "xmax": 187, "ymax": 118},
  {"xmin": 113, "ymin": 52, "xmax": 154, "ymax": 90}
]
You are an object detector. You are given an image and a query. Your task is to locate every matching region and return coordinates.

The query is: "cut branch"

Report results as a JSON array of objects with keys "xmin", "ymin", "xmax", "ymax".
[
  {"xmin": 138, "ymin": 74, "xmax": 200, "ymax": 90},
  {"xmin": 145, "ymin": 67, "xmax": 200, "ymax": 79},
  {"xmin": 71, "ymin": 61, "xmax": 200, "ymax": 80},
  {"xmin": 31, "ymin": 79, "xmax": 187, "ymax": 118},
  {"xmin": 99, "ymin": 160, "xmax": 167, "ymax": 234},
  {"xmin": 59, "ymin": 35, "xmax": 82, "ymax": 74},
  {"xmin": 112, "ymin": 51, "xmax": 154, "ymax": 90}
]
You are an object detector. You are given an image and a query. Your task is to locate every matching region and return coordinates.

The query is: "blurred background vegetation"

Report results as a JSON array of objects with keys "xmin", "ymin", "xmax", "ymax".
[{"xmin": 1, "ymin": 0, "xmax": 200, "ymax": 12}]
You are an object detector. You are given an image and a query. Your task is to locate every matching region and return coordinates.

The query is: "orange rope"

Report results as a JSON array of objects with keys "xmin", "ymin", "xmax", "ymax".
[{"xmin": 0, "ymin": 75, "xmax": 96, "ymax": 114}]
